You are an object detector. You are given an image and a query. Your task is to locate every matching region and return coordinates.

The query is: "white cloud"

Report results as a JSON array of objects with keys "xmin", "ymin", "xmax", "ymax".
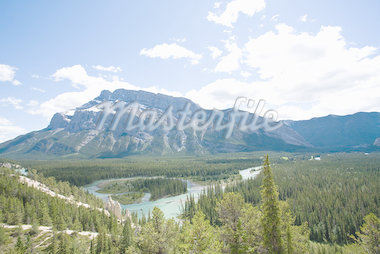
[
  {"xmin": 271, "ymin": 14, "xmax": 279, "ymax": 22},
  {"xmin": 186, "ymin": 24, "xmax": 380, "ymax": 120},
  {"xmin": 213, "ymin": 2, "xmax": 222, "ymax": 9},
  {"xmin": 15, "ymin": 23, "xmax": 380, "ymax": 123},
  {"xmin": 0, "ymin": 97, "xmax": 23, "ymax": 110},
  {"xmin": 30, "ymin": 65, "xmax": 182, "ymax": 119},
  {"xmin": 299, "ymin": 14, "xmax": 308, "ymax": 22},
  {"xmin": 207, "ymin": 0, "xmax": 265, "ymax": 28},
  {"xmin": 140, "ymin": 43, "xmax": 202, "ymax": 65},
  {"xmin": 0, "ymin": 117, "xmax": 27, "ymax": 143},
  {"xmin": 240, "ymin": 71, "xmax": 251, "ymax": 77},
  {"xmin": 0, "ymin": 64, "xmax": 21, "ymax": 86},
  {"xmin": 12, "ymin": 80, "xmax": 21, "ymax": 86},
  {"xmin": 31, "ymin": 87, "xmax": 46, "ymax": 93},
  {"xmin": 170, "ymin": 37, "xmax": 187, "ymax": 43},
  {"xmin": 27, "ymin": 100, "xmax": 39, "ymax": 107},
  {"xmin": 186, "ymin": 78, "xmax": 251, "ymax": 110},
  {"xmin": 30, "ymin": 65, "xmax": 137, "ymax": 118},
  {"xmin": 208, "ymin": 46, "xmax": 223, "ymax": 59},
  {"xmin": 92, "ymin": 65, "xmax": 122, "ymax": 73},
  {"xmin": 32, "ymin": 74, "xmax": 40, "ymax": 79},
  {"xmin": 214, "ymin": 40, "xmax": 242, "ymax": 73}
]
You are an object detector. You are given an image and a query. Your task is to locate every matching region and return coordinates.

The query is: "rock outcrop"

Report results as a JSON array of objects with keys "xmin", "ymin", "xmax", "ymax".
[{"xmin": 105, "ymin": 195, "xmax": 131, "ymax": 221}]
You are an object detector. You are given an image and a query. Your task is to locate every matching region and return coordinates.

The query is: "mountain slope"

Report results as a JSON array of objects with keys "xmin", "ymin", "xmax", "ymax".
[
  {"xmin": 287, "ymin": 112, "xmax": 380, "ymax": 152},
  {"xmin": 1, "ymin": 89, "xmax": 380, "ymax": 159},
  {"xmin": 0, "ymin": 89, "xmax": 312, "ymax": 159}
]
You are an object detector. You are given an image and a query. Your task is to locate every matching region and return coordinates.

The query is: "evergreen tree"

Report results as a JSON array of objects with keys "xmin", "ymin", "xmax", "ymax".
[
  {"xmin": 120, "ymin": 218, "xmax": 133, "ymax": 253},
  {"xmin": 46, "ymin": 231, "xmax": 59, "ymax": 254},
  {"xmin": 72, "ymin": 214, "xmax": 82, "ymax": 232},
  {"xmin": 356, "ymin": 213, "xmax": 380, "ymax": 254},
  {"xmin": 238, "ymin": 204, "xmax": 263, "ymax": 253},
  {"xmin": 137, "ymin": 207, "xmax": 178, "ymax": 254},
  {"xmin": 260, "ymin": 155, "xmax": 283, "ymax": 253},
  {"xmin": 0, "ymin": 225, "xmax": 7, "ymax": 246},
  {"xmin": 96, "ymin": 229, "xmax": 106, "ymax": 254},
  {"xmin": 56, "ymin": 214, "xmax": 67, "ymax": 231},
  {"xmin": 39, "ymin": 201, "xmax": 52, "ymax": 226},
  {"xmin": 58, "ymin": 233, "xmax": 71, "ymax": 254},
  {"xmin": 15, "ymin": 236, "xmax": 26, "ymax": 254},
  {"xmin": 217, "ymin": 192, "xmax": 245, "ymax": 253},
  {"xmin": 31, "ymin": 214, "xmax": 40, "ymax": 236},
  {"xmin": 178, "ymin": 211, "xmax": 222, "ymax": 253},
  {"xmin": 90, "ymin": 239, "xmax": 95, "ymax": 254}
]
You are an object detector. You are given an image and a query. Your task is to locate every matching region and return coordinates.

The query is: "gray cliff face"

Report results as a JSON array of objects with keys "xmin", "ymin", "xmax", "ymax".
[{"xmin": 1, "ymin": 89, "xmax": 378, "ymax": 159}]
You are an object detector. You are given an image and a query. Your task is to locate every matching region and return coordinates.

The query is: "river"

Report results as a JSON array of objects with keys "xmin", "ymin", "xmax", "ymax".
[{"xmin": 83, "ymin": 166, "xmax": 262, "ymax": 219}]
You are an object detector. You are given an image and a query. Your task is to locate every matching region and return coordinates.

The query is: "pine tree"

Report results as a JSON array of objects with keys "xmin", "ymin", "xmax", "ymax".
[
  {"xmin": 31, "ymin": 214, "xmax": 40, "ymax": 236},
  {"xmin": 58, "ymin": 233, "xmax": 71, "ymax": 254},
  {"xmin": 56, "ymin": 214, "xmax": 67, "ymax": 231},
  {"xmin": 356, "ymin": 213, "xmax": 380, "ymax": 254},
  {"xmin": 39, "ymin": 201, "xmax": 52, "ymax": 226},
  {"xmin": 137, "ymin": 207, "xmax": 178, "ymax": 254},
  {"xmin": 217, "ymin": 192, "xmax": 245, "ymax": 253},
  {"xmin": 178, "ymin": 211, "xmax": 222, "ymax": 253},
  {"xmin": 120, "ymin": 218, "xmax": 133, "ymax": 253},
  {"xmin": 72, "ymin": 214, "xmax": 82, "ymax": 232},
  {"xmin": 260, "ymin": 155, "xmax": 284, "ymax": 253},
  {"xmin": 15, "ymin": 236, "xmax": 25, "ymax": 254},
  {"xmin": 238, "ymin": 204, "xmax": 262, "ymax": 253},
  {"xmin": 96, "ymin": 229, "xmax": 107, "ymax": 254},
  {"xmin": 46, "ymin": 231, "xmax": 58, "ymax": 254},
  {"xmin": 90, "ymin": 239, "xmax": 95, "ymax": 254},
  {"xmin": 0, "ymin": 224, "xmax": 7, "ymax": 247}
]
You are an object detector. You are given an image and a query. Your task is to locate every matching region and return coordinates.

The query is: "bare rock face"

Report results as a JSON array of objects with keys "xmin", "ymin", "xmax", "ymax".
[
  {"xmin": 374, "ymin": 137, "xmax": 380, "ymax": 146},
  {"xmin": 105, "ymin": 196, "xmax": 123, "ymax": 220}
]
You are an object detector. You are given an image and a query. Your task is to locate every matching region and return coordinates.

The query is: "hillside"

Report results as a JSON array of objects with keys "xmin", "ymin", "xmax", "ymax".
[{"xmin": 0, "ymin": 166, "xmax": 125, "ymax": 252}]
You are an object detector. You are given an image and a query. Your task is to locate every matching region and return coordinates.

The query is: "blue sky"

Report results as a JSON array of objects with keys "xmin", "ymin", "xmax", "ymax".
[{"xmin": 0, "ymin": 0, "xmax": 380, "ymax": 142}]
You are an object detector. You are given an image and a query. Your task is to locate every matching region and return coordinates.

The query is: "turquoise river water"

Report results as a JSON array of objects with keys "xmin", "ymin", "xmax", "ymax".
[{"xmin": 84, "ymin": 166, "xmax": 261, "ymax": 218}]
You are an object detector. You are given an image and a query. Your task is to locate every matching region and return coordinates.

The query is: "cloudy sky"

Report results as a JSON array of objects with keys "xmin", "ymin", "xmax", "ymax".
[{"xmin": 1, "ymin": 0, "xmax": 380, "ymax": 142}]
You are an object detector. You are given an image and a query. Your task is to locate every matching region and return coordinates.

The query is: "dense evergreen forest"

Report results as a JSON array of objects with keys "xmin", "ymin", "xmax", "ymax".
[
  {"xmin": 0, "ymin": 168, "xmax": 119, "ymax": 234},
  {"xmin": 111, "ymin": 192, "xmax": 144, "ymax": 205},
  {"xmin": 97, "ymin": 178, "xmax": 187, "ymax": 201},
  {"xmin": 21, "ymin": 154, "xmax": 267, "ymax": 186},
  {"xmin": 1, "ymin": 153, "xmax": 379, "ymax": 253},
  {"xmin": 2, "ymin": 155, "xmax": 379, "ymax": 253},
  {"xmin": 183, "ymin": 153, "xmax": 380, "ymax": 245}
]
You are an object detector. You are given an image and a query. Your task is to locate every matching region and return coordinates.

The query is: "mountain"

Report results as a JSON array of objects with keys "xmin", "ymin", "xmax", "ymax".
[
  {"xmin": 0, "ymin": 89, "xmax": 379, "ymax": 159},
  {"xmin": 287, "ymin": 112, "xmax": 380, "ymax": 152}
]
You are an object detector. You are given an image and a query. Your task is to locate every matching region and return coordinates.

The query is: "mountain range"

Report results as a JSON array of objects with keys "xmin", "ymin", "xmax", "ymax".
[{"xmin": 0, "ymin": 89, "xmax": 379, "ymax": 159}]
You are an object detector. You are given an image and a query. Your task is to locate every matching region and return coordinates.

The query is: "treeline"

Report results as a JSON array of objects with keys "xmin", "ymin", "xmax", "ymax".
[{"xmin": 23, "ymin": 155, "xmax": 263, "ymax": 186}]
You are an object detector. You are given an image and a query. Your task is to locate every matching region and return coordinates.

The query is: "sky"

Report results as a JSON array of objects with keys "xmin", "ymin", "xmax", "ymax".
[{"xmin": 0, "ymin": 0, "xmax": 380, "ymax": 142}]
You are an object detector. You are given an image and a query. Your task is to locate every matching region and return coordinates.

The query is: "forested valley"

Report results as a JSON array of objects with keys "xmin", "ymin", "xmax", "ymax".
[
  {"xmin": 21, "ymin": 154, "xmax": 265, "ymax": 186},
  {"xmin": 0, "ymin": 153, "xmax": 379, "ymax": 253}
]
